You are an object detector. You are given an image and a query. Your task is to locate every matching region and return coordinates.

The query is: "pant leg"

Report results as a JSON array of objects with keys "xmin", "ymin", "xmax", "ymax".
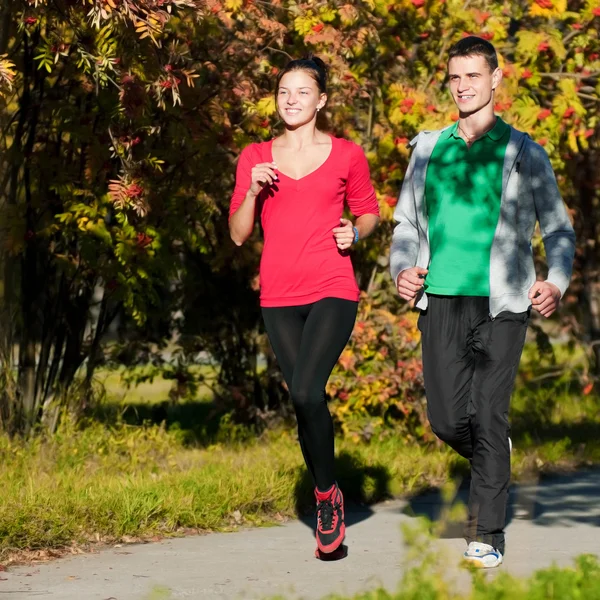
[
  {"xmin": 263, "ymin": 298, "xmax": 358, "ymax": 490},
  {"xmin": 465, "ymin": 309, "xmax": 529, "ymax": 555},
  {"xmin": 419, "ymin": 295, "xmax": 479, "ymax": 459},
  {"xmin": 261, "ymin": 304, "xmax": 316, "ymax": 480},
  {"xmin": 290, "ymin": 297, "xmax": 357, "ymax": 490}
]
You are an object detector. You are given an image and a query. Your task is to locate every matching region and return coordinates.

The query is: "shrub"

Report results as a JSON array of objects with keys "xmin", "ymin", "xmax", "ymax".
[{"xmin": 327, "ymin": 294, "xmax": 431, "ymax": 443}]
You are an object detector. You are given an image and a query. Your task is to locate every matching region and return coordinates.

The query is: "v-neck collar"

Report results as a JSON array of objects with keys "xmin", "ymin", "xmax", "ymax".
[{"xmin": 269, "ymin": 136, "xmax": 335, "ymax": 182}]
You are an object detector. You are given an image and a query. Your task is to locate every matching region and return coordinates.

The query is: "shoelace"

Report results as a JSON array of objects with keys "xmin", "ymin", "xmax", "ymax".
[{"xmin": 317, "ymin": 499, "xmax": 338, "ymax": 531}]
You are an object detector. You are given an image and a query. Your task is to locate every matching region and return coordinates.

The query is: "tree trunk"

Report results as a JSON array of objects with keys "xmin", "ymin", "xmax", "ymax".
[
  {"xmin": 0, "ymin": 0, "xmax": 12, "ymax": 55},
  {"xmin": 572, "ymin": 148, "xmax": 600, "ymax": 377}
]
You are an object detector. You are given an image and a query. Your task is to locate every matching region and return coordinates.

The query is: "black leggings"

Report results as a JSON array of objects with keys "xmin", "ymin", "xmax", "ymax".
[{"xmin": 262, "ymin": 297, "xmax": 358, "ymax": 491}]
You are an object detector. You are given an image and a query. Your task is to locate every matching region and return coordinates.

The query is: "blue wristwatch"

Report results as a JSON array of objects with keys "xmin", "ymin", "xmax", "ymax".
[{"xmin": 352, "ymin": 226, "xmax": 359, "ymax": 244}]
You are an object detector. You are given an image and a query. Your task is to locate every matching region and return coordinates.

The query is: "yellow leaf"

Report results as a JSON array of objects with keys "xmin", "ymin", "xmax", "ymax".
[
  {"xmin": 567, "ymin": 130, "xmax": 578, "ymax": 154},
  {"xmin": 529, "ymin": 0, "xmax": 567, "ymax": 18},
  {"xmin": 294, "ymin": 16, "xmax": 315, "ymax": 36},
  {"xmin": 225, "ymin": 0, "xmax": 243, "ymax": 10},
  {"xmin": 256, "ymin": 96, "xmax": 276, "ymax": 117}
]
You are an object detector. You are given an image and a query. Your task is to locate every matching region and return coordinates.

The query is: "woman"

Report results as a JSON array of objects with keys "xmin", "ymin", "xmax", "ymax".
[{"xmin": 229, "ymin": 56, "xmax": 380, "ymax": 558}]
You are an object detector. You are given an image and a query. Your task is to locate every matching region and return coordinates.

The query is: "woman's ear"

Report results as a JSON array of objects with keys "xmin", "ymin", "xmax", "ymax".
[{"xmin": 317, "ymin": 93, "xmax": 328, "ymax": 111}]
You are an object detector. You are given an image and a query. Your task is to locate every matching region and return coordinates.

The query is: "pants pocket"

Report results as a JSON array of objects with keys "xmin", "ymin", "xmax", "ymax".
[{"xmin": 493, "ymin": 309, "xmax": 530, "ymax": 326}]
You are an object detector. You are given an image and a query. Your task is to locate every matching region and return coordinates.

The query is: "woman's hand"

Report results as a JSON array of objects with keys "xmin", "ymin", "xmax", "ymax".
[
  {"xmin": 332, "ymin": 218, "xmax": 355, "ymax": 251},
  {"xmin": 249, "ymin": 162, "xmax": 278, "ymax": 196}
]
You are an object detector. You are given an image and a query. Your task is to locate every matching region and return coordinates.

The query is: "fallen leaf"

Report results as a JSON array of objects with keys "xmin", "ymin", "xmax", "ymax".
[{"xmin": 121, "ymin": 535, "xmax": 137, "ymax": 544}]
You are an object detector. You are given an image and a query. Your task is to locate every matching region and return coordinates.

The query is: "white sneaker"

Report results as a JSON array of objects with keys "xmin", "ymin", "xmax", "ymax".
[
  {"xmin": 509, "ymin": 437, "xmax": 512, "ymax": 454},
  {"xmin": 462, "ymin": 541, "xmax": 503, "ymax": 568}
]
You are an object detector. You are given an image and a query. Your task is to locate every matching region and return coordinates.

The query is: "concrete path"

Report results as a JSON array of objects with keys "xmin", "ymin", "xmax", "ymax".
[{"xmin": 3, "ymin": 470, "xmax": 600, "ymax": 599}]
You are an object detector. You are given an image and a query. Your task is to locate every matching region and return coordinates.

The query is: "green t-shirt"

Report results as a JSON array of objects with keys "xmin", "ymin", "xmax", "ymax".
[{"xmin": 424, "ymin": 117, "xmax": 510, "ymax": 296}]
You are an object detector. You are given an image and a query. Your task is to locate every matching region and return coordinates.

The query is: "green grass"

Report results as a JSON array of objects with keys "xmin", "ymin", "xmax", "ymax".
[
  {"xmin": 0, "ymin": 418, "xmax": 463, "ymax": 559},
  {"xmin": 0, "ymin": 395, "xmax": 598, "ymax": 563},
  {"xmin": 98, "ymin": 364, "xmax": 216, "ymax": 405},
  {"xmin": 100, "ymin": 368, "xmax": 177, "ymax": 404},
  {"xmin": 0, "ymin": 348, "xmax": 598, "ymax": 563},
  {"xmin": 319, "ymin": 554, "xmax": 600, "ymax": 600}
]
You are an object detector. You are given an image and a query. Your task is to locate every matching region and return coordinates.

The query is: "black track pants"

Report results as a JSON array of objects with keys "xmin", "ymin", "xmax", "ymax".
[
  {"xmin": 418, "ymin": 295, "xmax": 529, "ymax": 554},
  {"xmin": 262, "ymin": 297, "xmax": 358, "ymax": 491}
]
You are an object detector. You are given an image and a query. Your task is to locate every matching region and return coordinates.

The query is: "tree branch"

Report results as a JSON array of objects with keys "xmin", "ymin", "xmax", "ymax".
[
  {"xmin": 541, "ymin": 71, "xmax": 600, "ymax": 81},
  {"xmin": 262, "ymin": 46, "xmax": 293, "ymax": 61},
  {"xmin": 420, "ymin": 39, "xmax": 449, "ymax": 93},
  {"xmin": 577, "ymin": 92, "xmax": 600, "ymax": 102}
]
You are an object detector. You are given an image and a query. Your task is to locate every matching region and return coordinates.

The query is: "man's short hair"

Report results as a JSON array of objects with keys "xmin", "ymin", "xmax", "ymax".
[{"xmin": 448, "ymin": 36, "xmax": 498, "ymax": 72}]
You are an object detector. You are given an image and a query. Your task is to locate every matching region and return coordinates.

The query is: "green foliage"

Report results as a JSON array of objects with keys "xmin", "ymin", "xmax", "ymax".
[
  {"xmin": 1, "ymin": 0, "xmax": 599, "ymax": 432},
  {"xmin": 319, "ymin": 520, "xmax": 600, "ymax": 600},
  {"xmin": 154, "ymin": 550, "xmax": 600, "ymax": 600},
  {"xmin": 330, "ymin": 553, "xmax": 600, "ymax": 600},
  {"xmin": 0, "ymin": 54, "xmax": 15, "ymax": 94},
  {"xmin": 328, "ymin": 294, "xmax": 429, "ymax": 443}
]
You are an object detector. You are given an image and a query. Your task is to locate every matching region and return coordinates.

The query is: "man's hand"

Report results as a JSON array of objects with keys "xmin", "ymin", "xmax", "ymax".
[
  {"xmin": 332, "ymin": 218, "xmax": 355, "ymax": 251},
  {"xmin": 529, "ymin": 280, "xmax": 561, "ymax": 318},
  {"xmin": 396, "ymin": 267, "xmax": 428, "ymax": 302}
]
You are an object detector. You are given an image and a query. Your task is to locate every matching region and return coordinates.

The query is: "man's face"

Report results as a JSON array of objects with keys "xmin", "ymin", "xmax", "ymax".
[{"xmin": 447, "ymin": 54, "xmax": 502, "ymax": 115}]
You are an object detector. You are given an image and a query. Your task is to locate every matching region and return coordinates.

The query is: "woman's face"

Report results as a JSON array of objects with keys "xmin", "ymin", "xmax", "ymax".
[{"xmin": 276, "ymin": 69, "xmax": 326, "ymax": 128}]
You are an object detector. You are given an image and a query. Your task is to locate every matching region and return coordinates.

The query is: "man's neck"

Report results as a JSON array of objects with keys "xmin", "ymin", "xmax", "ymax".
[{"xmin": 458, "ymin": 106, "xmax": 497, "ymax": 139}]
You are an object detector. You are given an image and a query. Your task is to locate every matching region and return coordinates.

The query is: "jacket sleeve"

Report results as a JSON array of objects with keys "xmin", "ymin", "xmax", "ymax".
[
  {"xmin": 390, "ymin": 138, "xmax": 420, "ymax": 285},
  {"xmin": 529, "ymin": 141, "xmax": 576, "ymax": 297}
]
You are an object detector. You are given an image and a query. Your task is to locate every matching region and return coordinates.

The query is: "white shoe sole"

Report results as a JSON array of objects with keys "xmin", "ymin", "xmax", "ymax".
[{"xmin": 462, "ymin": 553, "xmax": 503, "ymax": 568}]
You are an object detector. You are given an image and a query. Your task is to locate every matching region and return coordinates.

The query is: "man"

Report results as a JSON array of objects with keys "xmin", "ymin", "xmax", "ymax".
[{"xmin": 390, "ymin": 36, "xmax": 575, "ymax": 568}]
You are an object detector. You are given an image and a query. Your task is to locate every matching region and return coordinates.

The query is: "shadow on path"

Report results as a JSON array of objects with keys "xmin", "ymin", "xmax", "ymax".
[
  {"xmin": 402, "ymin": 467, "xmax": 600, "ymax": 539},
  {"xmin": 294, "ymin": 451, "xmax": 393, "ymax": 531}
]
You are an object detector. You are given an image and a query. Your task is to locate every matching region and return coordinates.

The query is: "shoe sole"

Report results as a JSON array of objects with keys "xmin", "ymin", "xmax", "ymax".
[
  {"xmin": 462, "ymin": 554, "xmax": 503, "ymax": 569},
  {"xmin": 315, "ymin": 544, "xmax": 348, "ymax": 561}
]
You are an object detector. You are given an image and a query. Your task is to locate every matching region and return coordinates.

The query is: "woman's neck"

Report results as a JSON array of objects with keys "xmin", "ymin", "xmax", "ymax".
[{"xmin": 279, "ymin": 123, "xmax": 326, "ymax": 149}]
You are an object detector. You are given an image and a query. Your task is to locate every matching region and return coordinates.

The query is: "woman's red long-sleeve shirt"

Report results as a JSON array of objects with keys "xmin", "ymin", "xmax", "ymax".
[{"xmin": 230, "ymin": 136, "xmax": 379, "ymax": 308}]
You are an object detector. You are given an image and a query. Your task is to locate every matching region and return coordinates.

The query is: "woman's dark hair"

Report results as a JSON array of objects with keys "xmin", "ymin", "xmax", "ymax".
[
  {"xmin": 448, "ymin": 36, "xmax": 498, "ymax": 72},
  {"xmin": 275, "ymin": 54, "xmax": 328, "ymax": 95}
]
